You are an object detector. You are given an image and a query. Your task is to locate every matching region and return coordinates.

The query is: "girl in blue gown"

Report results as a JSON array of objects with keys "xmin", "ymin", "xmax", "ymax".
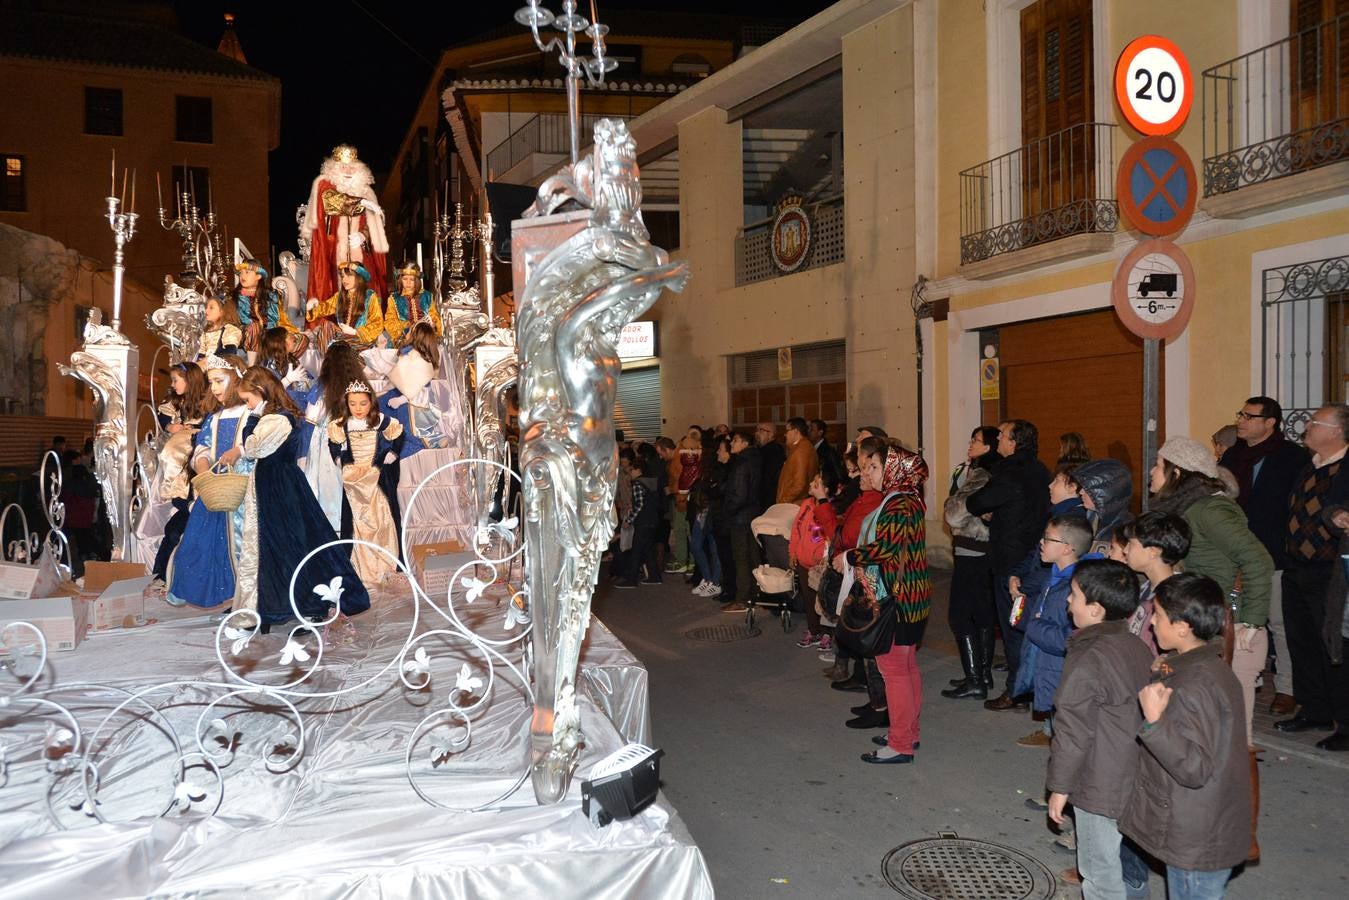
[
  {"xmin": 166, "ymin": 355, "xmax": 252, "ymax": 609},
  {"xmin": 235, "ymin": 367, "xmax": 370, "ymax": 627}
]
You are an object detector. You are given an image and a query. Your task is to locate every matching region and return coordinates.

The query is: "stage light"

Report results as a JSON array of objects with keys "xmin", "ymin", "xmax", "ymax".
[{"xmin": 581, "ymin": 743, "xmax": 664, "ymax": 827}]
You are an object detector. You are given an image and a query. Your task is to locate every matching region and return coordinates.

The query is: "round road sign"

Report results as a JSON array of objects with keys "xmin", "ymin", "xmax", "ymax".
[
  {"xmin": 1116, "ymin": 136, "xmax": 1196, "ymax": 236},
  {"xmin": 1114, "ymin": 35, "xmax": 1193, "ymax": 136},
  {"xmin": 1111, "ymin": 239, "xmax": 1196, "ymax": 340}
]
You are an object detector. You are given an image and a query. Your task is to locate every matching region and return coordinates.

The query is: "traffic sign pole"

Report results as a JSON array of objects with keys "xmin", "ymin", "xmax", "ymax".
[{"xmin": 1142, "ymin": 338, "xmax": 1160, "ymax": 513}]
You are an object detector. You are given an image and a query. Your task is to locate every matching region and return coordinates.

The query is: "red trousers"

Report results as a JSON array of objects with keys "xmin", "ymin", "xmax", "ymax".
[{"xmin": 876, "ymin": 643, "xmax": 922, "ymax": 752}]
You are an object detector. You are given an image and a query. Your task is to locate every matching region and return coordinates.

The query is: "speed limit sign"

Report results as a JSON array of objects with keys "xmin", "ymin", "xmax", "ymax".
[{"xmin": 1114, "ymin": 35, "xmax": 1193, "ymax": 136}]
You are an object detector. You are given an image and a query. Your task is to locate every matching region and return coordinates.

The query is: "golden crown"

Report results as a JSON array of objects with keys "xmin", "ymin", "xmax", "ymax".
[
  {"xmin": 332, "ymin": 144, "xmax": 359, "ymax": 163},
  {"xmin": 398, "ymin": 261, "xmax": 421, "ymax": 277}
]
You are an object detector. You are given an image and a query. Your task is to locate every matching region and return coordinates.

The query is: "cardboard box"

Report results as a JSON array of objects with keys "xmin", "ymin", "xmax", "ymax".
[
  {"xmin": 411, "ymin": 540, "xmax": 466, "ymax": 575},
  {"xmin": 79, "ymin": 561, "xmax": 149, "ymax": 596},
  {"xmin": 0, "ymin": 555, "xmax": 63, "ymax": 601},
  {"xmin": 0, "ymin": 593, "xmax": 89, "ymax": 653},
  {"xmin": 89, "ymin": 575, "xmax": 151, "ymax": 630},
  {"xmin": 419, "ymin": 551, "xmax": 473, "ymax": 597}
]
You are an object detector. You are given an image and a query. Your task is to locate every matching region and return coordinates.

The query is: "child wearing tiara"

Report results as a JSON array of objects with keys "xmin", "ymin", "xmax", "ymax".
[
  {"xmin": 259, "ymin": 326, "xmax": 313, "ymax": 411},
  {"xmin": 152, "ymin": 361, "xmax": 218, "ymax": 579},
  {"xmin": 328, "ymin": 379, "xmax": 404, "ymax": 583},
  {"xmin": 198, "ymin": 295, "xmax": 244, "ymax": 360},
  {"xmin": 383, "ymin": 261, "xmax": 442, "ymax": 344},
  {"xmin": 166, "ymin": 354, "xmax": 252, "ymax": 609},
  {"xmin": 231, "ymin": 258, "xmax": 298, "ymax": 357}
]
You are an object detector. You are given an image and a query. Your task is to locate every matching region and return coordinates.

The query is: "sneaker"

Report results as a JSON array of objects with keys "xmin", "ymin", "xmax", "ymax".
[
  {"xmin": 702, "ymin": 583, "xmax": 722, "ymax": 599},
  {"xmin": 640, "ymin": 577, "xmax": 662, "ymax": 585},
  {"xmin": 817, "ymin": 633, "xmax": 833, "ymax": 652},
  {"xmin": 1017, "ymin": 730, "xmax": 1052, "ymax": 748},
  {"xmin": 721, "ymin": 601, "xmax": 748, "ymax": 612},
  {"xmin": 690, "ymin": 580, "xmax": 708, "ymax": 594},
  {"xmin": 665, "ymin": 562, "xmax": 688, "ymax": 574},
  {"xmin": 796, "ymin": 629, "xmax": 820, "ymax": 648},
  {"xmin": 817, "ymin": 650, "xmax": 836, "ymax": 664},
  {"xmin": 614, "ymin": 580, "xmax": 638, "ymax": 590}
]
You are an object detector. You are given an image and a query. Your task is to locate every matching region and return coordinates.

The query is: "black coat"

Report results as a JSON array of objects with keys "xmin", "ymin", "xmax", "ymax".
[
  {"xmin": 1219, "ymin": 437, "xmax": 1310, "ymax": 568},
  {"xmin": 757, "ymin": 440, "xmax": 785, "ymax": 514},
  {"xmin": 966, "ymin": 448, "xmax": 1051, "ymax": 573},
  {"xmin": 815, "ymin": 439, "xmax": 846, "ymax": 486},
  {"xmin": 724, "ymin": 449, "xmax": 762, "ymax": 528}
]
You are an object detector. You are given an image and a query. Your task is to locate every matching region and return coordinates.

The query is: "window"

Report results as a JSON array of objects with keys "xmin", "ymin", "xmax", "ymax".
[
  {"xmin": 2, "ymin": 155, "xmax": 25, "ymax": 212},
  {"xmin": 171, "ymin": 165, "xmax": 211, "ymax": 209},
  {"xmin": 175, "ymin": 96, "xmax": 213, "ymax": 143},
  {"xmin": 729, "ymin": 341, "xmax": 848, "ymax": 440},
  {"xmin": 84, "ymin": 87, "xmax": 123, "ymax": 136}
]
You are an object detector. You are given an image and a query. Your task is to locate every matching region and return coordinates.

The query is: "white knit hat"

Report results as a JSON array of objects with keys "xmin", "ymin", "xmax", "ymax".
[{"xmin": 1158, "ymin": 436, "xmax": 1219, "ymax": 479}]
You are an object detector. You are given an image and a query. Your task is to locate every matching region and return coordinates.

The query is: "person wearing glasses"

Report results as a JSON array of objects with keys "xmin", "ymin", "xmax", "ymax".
[
  {"xmin": 1218, "ymin": 397, "xmax": 1310, "ymax": 718},
  {"xmin": 1279, "ymin": 404, "xmax": 1349, "ymax": 754}
]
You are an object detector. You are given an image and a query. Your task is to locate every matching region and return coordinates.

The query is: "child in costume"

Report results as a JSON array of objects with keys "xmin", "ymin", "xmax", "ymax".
[
  {"xmin": 233, "ymin": 366, "xmax": 370, "ymax": 628},
  {"xmin": 383, "ymin": 261, "xmax": 442, "ymax": 344},
  {"xmin": 328, "ymin": 379, "xmax": 404, "ymax": 583},
  {"xmin": 166, "ymin": 354, "xmax": 252, "ymax": 609},
  {"xmin": 198, "ymin": 295, "xmax": 244, "ymax": 360},
  {"xmin": 306, "ymin": 261, "xmax": 384, "ymax": 351},
  {"xmin": 299, "ymin": 341, "xmax": 368, "ymax": 532},
  {"xmin": 231, "ymin": 258, "xmax": 298, "ymax": 357},
  {"xmin": 379, "ymin": 320, "xmax": 452, "ymax": 456},
  {"xmin": 152, "ymin": 362, "xmax": 218, "ymax": 579},
  {"xmin": 259, "ymin": 326, "xmax": 313, "ymax": 411}
]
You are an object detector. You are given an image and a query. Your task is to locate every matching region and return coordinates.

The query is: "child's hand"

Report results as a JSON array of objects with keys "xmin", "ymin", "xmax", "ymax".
[
  {"xmin": 217, "ymin": 447, "xmax": 242, "ymax": 467},
  {"xmin": 1139, "ymin": 682, "xmax": 1172, "ymax": 723},
  {"xmin": 1047, "ymin": 791, "xmax": 1069, "ymax": 826}
]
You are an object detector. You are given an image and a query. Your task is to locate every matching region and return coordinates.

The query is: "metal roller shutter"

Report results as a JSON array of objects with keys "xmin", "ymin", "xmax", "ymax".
[{"xmin": 614, "ymin": 367, "xmax": 663, "ymax": 442}]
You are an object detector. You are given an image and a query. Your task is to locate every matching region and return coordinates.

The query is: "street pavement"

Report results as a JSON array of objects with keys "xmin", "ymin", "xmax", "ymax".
[{"xmin": 591, "ymin": 565, "xmax": 1349, "ymax": 899}]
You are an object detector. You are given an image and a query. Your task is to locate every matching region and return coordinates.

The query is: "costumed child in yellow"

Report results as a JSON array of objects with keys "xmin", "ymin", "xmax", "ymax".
[
  {"xmin": 306, "ymin": 261, "xmax": 385, "ymax": 350},
  {"xmin": 328, "ymin": 379, "xmax": 405, "ymax": 583},
  {"xmin": 383, "ymin": 261, "xmax": 442, "ymax": 344},
  {"xmin": 198, "ymin": 295, "xmax": 244, "ymax": 360}
]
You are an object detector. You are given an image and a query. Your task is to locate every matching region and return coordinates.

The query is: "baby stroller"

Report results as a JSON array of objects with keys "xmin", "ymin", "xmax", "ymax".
[{"xmin": 748, "ymin": 503, "xmax": 800, "ymax": 632}]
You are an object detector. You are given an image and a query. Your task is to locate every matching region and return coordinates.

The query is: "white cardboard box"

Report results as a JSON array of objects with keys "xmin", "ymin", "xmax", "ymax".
[
  {"xmin": 90, "ymin": 575, "xmax": 152, "ymax": 630},
  {"xmin": 419, "ymin": 551, "xmax": 476, "ymax": 597},
  {"xmin": 0, "ymin": 556, "xmax": 63, "ymax": 601},
  {"xmin": 0, "ymin": 594, "xmax": 89, "ymax": 653}
]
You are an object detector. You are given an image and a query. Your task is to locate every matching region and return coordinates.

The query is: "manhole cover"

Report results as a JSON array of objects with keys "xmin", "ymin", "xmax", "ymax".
[
  {"xmin": 683, "ymin": 624, "xmax": 761, "ymax": 642},
  {"xmin": 882, "ymin": 836, "xmax": 1056, "ymax": 900}
]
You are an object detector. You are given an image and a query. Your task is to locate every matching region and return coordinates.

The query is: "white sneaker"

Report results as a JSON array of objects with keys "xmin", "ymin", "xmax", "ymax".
[
  {"xmin": 691, "ymin": 580, "xmax": 708, "ymax": 595},
  {"xmin": 702, "ymin": 583, "xmax": 722, "ymax": 598}
]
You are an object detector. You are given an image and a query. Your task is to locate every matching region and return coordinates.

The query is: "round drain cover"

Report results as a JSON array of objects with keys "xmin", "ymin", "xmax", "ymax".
[
  {"xmin": 882, "ymin": 836, "xmax": 1056, "ymax": 900},
  {"xmin": 683, "ymin": 623, "xmax": 761, "ymax": 642}
]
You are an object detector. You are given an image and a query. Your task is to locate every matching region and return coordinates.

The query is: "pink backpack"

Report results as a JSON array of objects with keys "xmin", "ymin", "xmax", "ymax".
[{"xmin": 789, "ymin": 498, "xmax": 827, "ymax": 568}]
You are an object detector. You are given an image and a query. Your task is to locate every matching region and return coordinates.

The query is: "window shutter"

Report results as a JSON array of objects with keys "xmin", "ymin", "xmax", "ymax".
[
  {"xmin": 613, "ymin": 368, "xmax": 663, "ymax": 442},
  {"xmin": 1020, "ymin": 2, "xmax": 1043, "ymax": 144}
]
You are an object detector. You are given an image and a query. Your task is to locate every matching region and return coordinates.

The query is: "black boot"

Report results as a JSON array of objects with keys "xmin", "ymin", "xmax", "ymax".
[
  {"xmin": 943, "ymin": 634, "xmax": 988, "ymax": 699},
  {"xmin": 977, "ymin": 627, "xmax": 996, "ymax": 690},
  {"xmin": 942, "ymin": 633, "xmax": 976, "ymax": 695}
]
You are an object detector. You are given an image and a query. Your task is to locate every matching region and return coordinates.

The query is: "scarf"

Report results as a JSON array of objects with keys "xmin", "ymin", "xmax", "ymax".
[{"xmin": 1223, "ymin": 434, "xmax": 1286, "ymax": 507}]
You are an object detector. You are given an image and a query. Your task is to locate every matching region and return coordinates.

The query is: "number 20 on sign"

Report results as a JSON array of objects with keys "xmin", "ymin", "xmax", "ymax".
[{"xmin": 1114, "ymin": 35, "xmax": 1193, "ymax": 136}]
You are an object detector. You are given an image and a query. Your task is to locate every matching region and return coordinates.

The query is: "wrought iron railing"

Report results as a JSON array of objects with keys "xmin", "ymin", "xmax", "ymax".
[
  {"xmin": 959, "ymin": 122, "xmax": 1117, "ymax": 266},
  {"xmin": 1261, "ymin": 253, "xmax": 1349, "ymax": 440},
  {"xmin": 1203, "ymin": 14, "xmax": 1349, "ymax": 197},
  {"xmin": 485, "ymin": 113, "xmax": 628, "ymax": 179},
  {"xmin": 734, "ymin": 194, "xmax": 844, "ymax": 286}
]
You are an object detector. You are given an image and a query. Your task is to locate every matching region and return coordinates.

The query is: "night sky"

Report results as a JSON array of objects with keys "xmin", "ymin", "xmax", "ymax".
[{"xmin": 170, "ymin": 1, "xmax": 834, "ymax": 251}]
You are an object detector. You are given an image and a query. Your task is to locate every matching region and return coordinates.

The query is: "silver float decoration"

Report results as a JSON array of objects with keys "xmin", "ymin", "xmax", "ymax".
[
  {"xmin": 473, "ymin": 343, "xmax": 520, "ymax": 524},
  {"xmin": 146, "ymin": 281, "xmax": 207, "ymax": 365},
  {"xmin": 516, "ymin": 118, "xmax": 689, "ymax": 802}
]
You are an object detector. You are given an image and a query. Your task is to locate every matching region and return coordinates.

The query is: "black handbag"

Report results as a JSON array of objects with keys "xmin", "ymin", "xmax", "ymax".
[{"xmin": 836, "ymin": 585, "xmax": 897, "ymax": 658}]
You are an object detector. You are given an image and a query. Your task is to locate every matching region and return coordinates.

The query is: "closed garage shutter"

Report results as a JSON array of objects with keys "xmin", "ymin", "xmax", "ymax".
[{"xmin": 614, "ymin": 367, "xmax": 662, "ymax": 442}]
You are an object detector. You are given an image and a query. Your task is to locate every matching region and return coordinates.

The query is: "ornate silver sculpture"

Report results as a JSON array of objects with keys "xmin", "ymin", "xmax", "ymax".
[
  {"xmin": 474, "ymin": 350, "xmax": 520, "ymax": 523},
  {"xmin": 516, "ymin": 118, "xmax": 688, "ymax": 803},
  {"xmin": 146, "ymin": 280, "xmax": 207, "ymax": 365}
]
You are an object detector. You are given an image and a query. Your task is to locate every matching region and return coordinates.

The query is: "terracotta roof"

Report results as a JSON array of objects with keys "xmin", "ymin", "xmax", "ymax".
[{"xmin": 0, "ymin": 11, "xmax": 277, "ymax": 83}]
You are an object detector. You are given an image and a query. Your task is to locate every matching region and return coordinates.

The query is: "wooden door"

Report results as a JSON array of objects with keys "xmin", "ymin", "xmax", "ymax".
[
  {"xmin": 1020, "ymin": 0, "xmax": 1095, "ymax": 225},
  {"xmin": 995, "ymin": 309, "xmax": 1159, "ymax": 513},
  {"xmin": 1290, "ymin": 0, "xmax": 1349, "ymax": 147}
]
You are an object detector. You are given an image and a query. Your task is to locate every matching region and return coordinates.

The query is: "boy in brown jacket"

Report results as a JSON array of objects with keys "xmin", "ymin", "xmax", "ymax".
[
  {"xmin": 1047, "ymin": 559, "xmax": 1154, "ymax": 900},
  {"xmin": 1121, "ymin": 573, "xmax": 1251, "ymax": 899}
]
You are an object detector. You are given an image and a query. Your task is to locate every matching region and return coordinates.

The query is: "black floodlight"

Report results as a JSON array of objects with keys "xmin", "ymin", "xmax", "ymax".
[{"xmin": 581, "ymin": 743, "xmax": 664, "ymax": 827}]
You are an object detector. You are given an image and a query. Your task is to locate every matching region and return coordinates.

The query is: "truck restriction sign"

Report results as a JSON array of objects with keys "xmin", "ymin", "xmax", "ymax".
[{"xmin": 1111, "ymin": 239, "xmax": 1196, "ymax": 340}]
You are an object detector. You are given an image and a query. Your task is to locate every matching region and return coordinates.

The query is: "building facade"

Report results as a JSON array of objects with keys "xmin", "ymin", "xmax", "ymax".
[
  {"xmin": 623, "ymin": 0, "xmax": 1348, "ymax": 556},
  {"xmin": 0, "ymin": 7, "xmax": 280, "ymax": 419}
]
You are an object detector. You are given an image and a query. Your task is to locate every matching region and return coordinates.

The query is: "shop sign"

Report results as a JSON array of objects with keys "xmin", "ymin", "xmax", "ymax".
[
  {"xmin": 770, "ymin": 194, "xmax": 812, "ymax": 273},
  {"xmin": 617, "ymin": 321, "xmax": 657, "ymax": 359}
]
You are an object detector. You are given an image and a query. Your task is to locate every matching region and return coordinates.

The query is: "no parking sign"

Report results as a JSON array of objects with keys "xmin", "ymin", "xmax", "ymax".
[{"xmin": 1116, "ymin": 136, "xmax": 1196, "ymax": 236}]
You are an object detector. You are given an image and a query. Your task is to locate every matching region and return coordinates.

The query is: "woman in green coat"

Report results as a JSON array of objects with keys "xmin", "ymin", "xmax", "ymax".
[{"xmin": 1150, "ymin": 435, "xmax": 1273, "ymax": 742}]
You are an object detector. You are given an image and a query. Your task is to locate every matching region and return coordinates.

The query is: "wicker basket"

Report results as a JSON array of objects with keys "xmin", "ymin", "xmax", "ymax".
[{"xmin": 193, "ymin": 467, "xmax": 248, "ymax": 512}]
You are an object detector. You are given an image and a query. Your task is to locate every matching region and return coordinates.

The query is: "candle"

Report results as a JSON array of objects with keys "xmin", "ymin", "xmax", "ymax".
[
  {"xmin": 110, "ymin": 150, "xmax": 116, "ymax": 197},
  {"xmin": 156, "ymin": 171, "xmax": 163, "ymax": 211},
  {"xmin": 590, "ymin": 0, "xmax": 598, "ymax": 24},
  {"xmin": 130, "ymin": 170, "xmax": 135, "ymax": 214},
  {"xmin": 120, "ymin": 168, "xmax": 127, "ymax": 209}
]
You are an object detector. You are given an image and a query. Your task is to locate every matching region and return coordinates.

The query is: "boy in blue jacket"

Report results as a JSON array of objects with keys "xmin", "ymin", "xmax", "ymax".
[{"xmin": 1014, "ymin": 514, "xmax": 1096, "ymax": 748}]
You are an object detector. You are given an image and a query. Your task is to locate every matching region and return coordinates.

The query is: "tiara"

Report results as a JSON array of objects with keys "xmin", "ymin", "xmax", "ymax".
[
  {"xmin": 398, "ymin": 261, "xmax": 421, "ymax": 276},
  {"xmin": 338, "ymin": 261, "xmax": 371, "ymax": 281},
  {"xmin": 332, "ymin": 144, "xmax": 358, "ymax": 163},
  {"xmin": 344, "ymin": 379, "xmax": 373, "ymax": 395},
  {"xmin": 202, "ymin": 353, "xmax": 233, "ymax": 373},
  {"xmin": 235, "ymin": 259, "xmax": 268, "ymax": 278}
]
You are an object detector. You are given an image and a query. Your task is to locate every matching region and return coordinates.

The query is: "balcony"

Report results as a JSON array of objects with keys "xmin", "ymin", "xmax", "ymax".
[
  {"xmin": 734, "ymin": 193, "xmax": 844, "ymax": 287},
  {"xmin": 1202, "ymin": 14, "xmax": 1349, "ymax": 217},
  {"xmin": 959, "ymin": 122, "xmax": 1118, "ymax": 276},
  {"xmin": 485, "ymin": 113, "xmax": 629, "ymax": 184}
]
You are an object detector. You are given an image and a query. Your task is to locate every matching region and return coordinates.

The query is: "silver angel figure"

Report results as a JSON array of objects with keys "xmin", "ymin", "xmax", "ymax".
[
  {"xmin": 58, "ymin": 346, "xmax": 132, "ymax": 561},
  {"xmin": 474, "ymin": 352, "xmax": 519, "ymax": 524},
  {"xmin": 517, "ymin": 119, "xmax": 688, "ymax": 803},
  {"xmin": 147, "ymin": 280, "xmax": 207, "ymax": 365}
]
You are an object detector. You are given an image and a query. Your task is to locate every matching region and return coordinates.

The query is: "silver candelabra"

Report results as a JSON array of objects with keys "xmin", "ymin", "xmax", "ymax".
[
  {"xmin": 515, "ymin": 0, "xmax": 617, "ymax": 165},
  {"xmin": 105, "ymin": 163, "xmax": 138, "ymax": 333}
]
